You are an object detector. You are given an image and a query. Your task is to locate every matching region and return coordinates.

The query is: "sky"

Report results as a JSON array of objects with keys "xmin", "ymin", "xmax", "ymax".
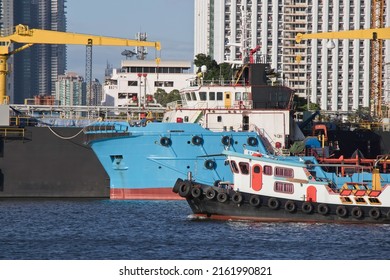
[{"xmin": 66, "ymin": 0, "xmax": 194, "ymax": 82}]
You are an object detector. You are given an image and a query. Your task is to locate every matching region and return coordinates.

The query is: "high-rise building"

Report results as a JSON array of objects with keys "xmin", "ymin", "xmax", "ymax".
[
  {"xmin": 0, "ymin": 0, "xmax": 67, "ymax": 104},
  {"xmin": 194, "ymin": 0, "xmax": 390, "ymax": 113},
  {"xmin": 55, "ymin": 72, "xmax": 83, "ymax": 107}
]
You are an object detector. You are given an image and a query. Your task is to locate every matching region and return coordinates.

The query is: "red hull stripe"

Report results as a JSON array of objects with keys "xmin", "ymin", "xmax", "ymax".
[{"xmin": 110, "ymin": 188, "xmax": 184, "ymax": 200}]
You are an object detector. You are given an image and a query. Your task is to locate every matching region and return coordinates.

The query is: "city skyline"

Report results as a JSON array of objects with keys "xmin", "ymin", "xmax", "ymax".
[{"xmin": 66, "ymin": 0, "xmax": 195, "ymax": 82}]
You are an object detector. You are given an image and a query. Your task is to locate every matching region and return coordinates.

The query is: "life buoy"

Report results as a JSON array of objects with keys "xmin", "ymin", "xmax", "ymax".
[
  {"xmin": 247, "ymin": 137, "xmax": 258, "ymax": 146},
  {"xmin": 249, "ymin": 195, "xmax": 261, "ymax": 207},
  {"xmin": 191, "ymin": 187, "xmax": 202, "ymax": 198},
  {"xmin": 232, "ymin": 193, "xmax": 243, "ymax": 204},
  {"xmin": 205, "ymin": 188, "xmax": 216, "ymax": 200},
  {"xmin": 268, "ymin": 198, "xmax": 280, "ymax": 210},
  {"xmin": 301, "ymin": 202, "xmax": 313, "ymax": 214},
  {"xmin": 351, "ymin": 207, "xmax": 363, "ymax": 219},
  {"xmin": 252, "ymin": 153, "xmax": 262, "ymax": 157},
  {"xmin": 160, "ymin": 137, "xmax": 171, "ymax": 146},
  {"xmin": 204, "ymin": 159, "xmax": 216, "ymax": 170},
  {"xmin": 178, "ymin": 182, "xmax": 191, "ymax": 198},
  {"xmin": 317, "ymin": 204, "xmax": 329, "ymax": 215},
  {"xmin": 191, "ymin": 135, "xmax": 203, "ymax": 146},
  {"xmin": 369, "ymin": 208, "xmax": 381, "ymax": 220},
  {"xmin": 336, "ymin": 205, "xmax": 348, "ymax": 217},
  {"xmin": 217, "ymin": 192, "xmax": 228, "ymax": 203},
  {"xmin": 221, "ymin": 136, "xmax": 231, "ymax": 146},
  {"xmin": 284, "ymin": 200, "xmax": 296, "ymax": 213}
]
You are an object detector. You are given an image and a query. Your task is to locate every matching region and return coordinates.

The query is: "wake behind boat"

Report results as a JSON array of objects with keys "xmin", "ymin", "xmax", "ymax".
[{"xmin": 173, "ymin": 150, "xmax": 390, "ymax": 223}]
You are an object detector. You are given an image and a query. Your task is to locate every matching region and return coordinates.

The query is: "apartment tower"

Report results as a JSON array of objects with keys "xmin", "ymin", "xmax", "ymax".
[{"xmin": 195, "ymin": 0, "xmax": 390, "ymax": 113}]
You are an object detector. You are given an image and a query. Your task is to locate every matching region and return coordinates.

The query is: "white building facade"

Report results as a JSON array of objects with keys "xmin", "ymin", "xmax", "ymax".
[
  {"xmin": 102, "ymin": 60, "xmax": 193, "ymax": 107},
  {"xmin": 194, "ymin": 0, "xmax": 390, "ymax": 113}
]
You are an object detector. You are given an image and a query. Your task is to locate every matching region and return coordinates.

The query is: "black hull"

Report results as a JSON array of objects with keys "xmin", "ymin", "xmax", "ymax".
[
  {"xmin": 0, "ymin": 126, "xmax": 109, "ymax": 198},
  {"xmin": 173, "ymin": 179, "xmax": 390, "ymax": 224}
]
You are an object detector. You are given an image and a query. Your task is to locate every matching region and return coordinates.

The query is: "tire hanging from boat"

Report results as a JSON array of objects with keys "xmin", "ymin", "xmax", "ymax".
[
  {"xmin": 217, "ymin": 192, "xmax": 228, "ymax": 203},
  {"xmin": 191, "ymin": 135, "xmax": 203, "ymax": 146},
  {"xmin": 191, "ymin": 186, "xmax": 202, "ymax": 198},
  {"xmin": 221, "ymin": 136, "xmax": 231, "ymax": 146},
  {"xmin": 247, "ymin": 137, "xmax": 258, "ymax": 146},
  {"xmin": 351, "ymin": 207, "xmax": 363, "ymax": 219},
  {"xmin": 317, "ymin": 204, "xmax": 329, "ymax": 215},
  {"xmin": 178, "ymin": 181, "xmax": 192, "ymax": 198},
  {"xmin": 284, "ymin": 200, "xmax": 296, "ymax": 213},
  {"xmin": 301, "ymin": 202, "xmax": 313, "ymax": 214},
  {"xmin": 336, "ymin": 205, "xmax": 348, "ymax": 217},
  {"xmin": 268, "ymin": 198, "xmax": 280, "ymax": 210},
  {"xmin": 249, "ymin": 195, "xmax": 261, "ymax": 207},
  {"xmin": 204, "ymin": 159, "xmax": 216, "ymax": 170},
  {"xmin": 232, "ymin": 192, "xmax": 243, "ymax": 204},
  {"xmin": 205, "ymin": 188, "xmax": 216, "ymax": 200},
  {"xmin": 369, "ymin": 208, "xmax": 381, "ymax": 220},
  {"xmin": 160, "ymin": 136, "xmax": 171, "ymax": 147}
]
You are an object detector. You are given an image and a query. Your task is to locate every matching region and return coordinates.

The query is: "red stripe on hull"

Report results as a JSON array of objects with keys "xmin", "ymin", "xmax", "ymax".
[{"xmin": 110, "ymin": 188, "xmax": 184, "ymax": 200}]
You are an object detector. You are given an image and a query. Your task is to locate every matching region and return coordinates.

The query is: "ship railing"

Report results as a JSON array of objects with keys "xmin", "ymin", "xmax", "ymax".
[
  {"xmin": 0, "ymin": 127, "xmax": 31, "ymax": 140},
  {"xmin": 83, "ymin": 122, "xmax": 130, "ymax": 144},
  {"xmin": 250, "ymin": 124, "xmax": 276, "ymax": 155}
]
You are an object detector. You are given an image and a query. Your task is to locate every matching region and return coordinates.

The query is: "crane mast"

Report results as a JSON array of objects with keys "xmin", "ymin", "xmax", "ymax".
[
  {"xmin": 0, "ymin": 24, "xmax": 161, "ymax": 104},
  {"xmin": 370, "ymin": 0, "xmax": 385, "ymax": 118}
]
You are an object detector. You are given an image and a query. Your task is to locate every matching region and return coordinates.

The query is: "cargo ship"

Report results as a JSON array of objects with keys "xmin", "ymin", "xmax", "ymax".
[{"xmin": 0, "ymin": 103, "xmax": 164, "ymax": 198}]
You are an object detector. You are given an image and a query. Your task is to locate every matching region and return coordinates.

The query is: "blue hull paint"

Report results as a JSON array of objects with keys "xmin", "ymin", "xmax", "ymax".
[{"xmin": 87, "ymin": 122, "xmax": 268, "ymax": 194}]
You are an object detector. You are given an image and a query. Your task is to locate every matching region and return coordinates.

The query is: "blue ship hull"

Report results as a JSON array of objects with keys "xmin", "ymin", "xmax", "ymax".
[{"xmin": 85, "ymin": 122, "xmax": 269, "ymax": 199}]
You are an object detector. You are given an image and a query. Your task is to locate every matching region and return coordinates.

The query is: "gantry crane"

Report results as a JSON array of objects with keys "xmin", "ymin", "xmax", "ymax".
[
  {"xmin": 296, "ymin": 27, "xmax": 390, "ymax": 119},
  {"xmin": 0, "ymin": 24, "xmax": 161, "ymax": 104}
]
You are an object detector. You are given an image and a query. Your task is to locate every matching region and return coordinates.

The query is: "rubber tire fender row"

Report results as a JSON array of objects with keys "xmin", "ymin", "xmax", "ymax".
[
  {"xmin": 249, "ymin": 195, "xmax": 261, "ymax": 207},
  {"xmin": 268, "ymin": 198, "xmax": 280, "ymax": 210},
  {"xmin": 317, "ymin": 204, "xmax": 329, "ymax": 215},
  {"xmin": 336, "ymin": 205, "xmax": 348, "ymax": 218},
  {"xmin": 369, "ymin": 207, "xmax": 381, "ymax": 220},
  {"xmin": 205, "ymin": 188, "xmax": 217, "ymax": 200},
  {"xmin": 216, "ymin": 192, "xmax": 228, "ymax": 203},
  {"xmin": 231, "ymin": 192, "xmax": 243, "ymax": 205},
  {"xmin": 301, "ymin": 202, "xmax": 313, "ymax": 214},
  {"xmin": 351, "ymin": 207, "xmax": 364, "ymax": 219},
  {"xmin": 178, "ymin": 181, "xmax": 192, "ymax": 198},
  {"xmin": 284, "ymin": 200, "xmax": 296, "ymax": 213},
  {"xmin": 191, "ymin": 186, "xmax": 202, "ymax": 199}
]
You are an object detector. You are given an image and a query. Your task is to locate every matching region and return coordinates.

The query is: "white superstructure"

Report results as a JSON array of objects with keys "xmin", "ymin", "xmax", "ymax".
[
  {"xmin": 102, "ymin": 60, "xmax": 193, "ymax": 107},
  {"xmin": 194, "ymin": 0, "xmax": 390, "ymax": 112}
]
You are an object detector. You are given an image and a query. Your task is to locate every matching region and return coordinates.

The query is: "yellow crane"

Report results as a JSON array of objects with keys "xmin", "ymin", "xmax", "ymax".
[
  {"xmin": 295, "ymin": 27, "xmax": 390, "ymax": 119},
  {"xmin": 0, "ymin": 24, "xmax": 161, "ymax": 104}
]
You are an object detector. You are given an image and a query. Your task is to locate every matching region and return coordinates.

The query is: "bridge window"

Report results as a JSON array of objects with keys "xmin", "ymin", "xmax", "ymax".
[
  {"xmin": 217, "ymin": 92, "xmax": 223, "ymax": 100},
  {"xmin": 199, "ymin": 91, "xmax": 207, "ymax": 101},
  {"xmin": 229, "ymin": 160, "xmax": 239, "ymax": 173},
  {"xmin": 239, "ymin": 162, "xmax": 250, "ymax": 175},
  {"xmin": 209, "ymin": 92, "xmax": 215, "ymax": 100}
]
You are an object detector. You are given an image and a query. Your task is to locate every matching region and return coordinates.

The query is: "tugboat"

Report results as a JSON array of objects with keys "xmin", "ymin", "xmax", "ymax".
[{"xmin": 173, "ymin": 150, "xmax": 390, "ymax": 223}]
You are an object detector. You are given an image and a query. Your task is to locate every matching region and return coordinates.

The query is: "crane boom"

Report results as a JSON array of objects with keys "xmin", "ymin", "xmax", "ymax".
[
  {"xmin": 295, "ymin": 27, "xmax": 389, "ymax": 118},
  {"xmin": 0, "ymin": 24, "xmax": 161, "ymax": 103},
  {"xmin": 296, "ymin": 27, "xmax": 390, "ymax": 43}
]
